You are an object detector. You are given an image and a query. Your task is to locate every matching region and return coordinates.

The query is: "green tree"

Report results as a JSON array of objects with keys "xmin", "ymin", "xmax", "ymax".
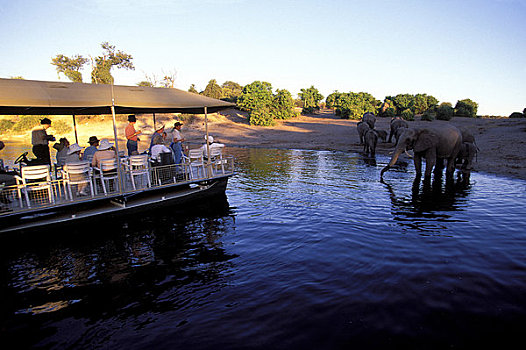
[
  {"xmin": 137, "ymin": 81, "xmax": 154, "ymax": 87},
  {"xmin": 0, "ymin": 119, "xmax": 15, "ymax": 133},
  {"xmin": 202, "ymin": 79, "xmax": 222, "ymax": 99},
  {"xmin": 221, "ymin": 81, "xmax": 243, "ymax": 102},
  {"xmin": 325, "ymin": 91, "xmax": 341, "ymax": 109},
  {"xmin": 454, "ymin": 99, "xmax": 478, "ymax": 118},
  {"xmin": 272, "ymin": 89, "xmax": 297, "ymax": 120},
  {"xmin": 237, "ymin": 81, "xmax": 274, "ymax": 126},
  {"xmin": 12, "ymin": 116, "xmax": 42, "ymax": 132},
  {"xmin": 298, "ymin": 86, "xmax": 324, "ymax": 114},
  {"xmin": 188, "ymin": 84, "xmax": 198, "ymax": 94},
  {"xmin": 90, "ymin": 42, "xmax": 134, "ymax": 84},
  {"xmin": 436, "ymin": 103, "xmax": 454, "ymax": 121},
  {"xmin": 51, "ymin": 54, "xmax": 88, "ymax": 82},
  {"xmin": 332, "ymin": 91, "xmax": 379, "ymax": 119},
  {"xmin": 391, "ymin": 94, "xmax": 415, "ymax": 114}
]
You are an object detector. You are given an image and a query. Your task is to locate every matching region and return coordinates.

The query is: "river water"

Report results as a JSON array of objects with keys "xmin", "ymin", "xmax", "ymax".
[{"xmin": 1, "ymin": 147, "xmax": 526, "ymax": 349}]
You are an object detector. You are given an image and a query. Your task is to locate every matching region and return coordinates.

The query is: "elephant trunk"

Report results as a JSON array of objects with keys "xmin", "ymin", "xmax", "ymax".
[{"xmin": 380, "ymin": 147, "xmax": 404, "ymax": 178}]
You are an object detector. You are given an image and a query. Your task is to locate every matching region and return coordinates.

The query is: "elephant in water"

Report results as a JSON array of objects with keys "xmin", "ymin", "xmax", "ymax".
[
  {"xmin": 356, "ymin": 121, "xmax": 370, "ymax": 145},
  {"xmin": 456, "ymin": 128, "xmax": 478, "ymax": 174},
  {"xmin": 381, "ymin": 122, "xmax": 463, "ymax": 179},
  {"xmin": 363, "ymin": 129, "xmax": 386, "ymax": 156},
  {"xmin": 388, "ymin": 118, "xmax": 409, "ymax": 143}
]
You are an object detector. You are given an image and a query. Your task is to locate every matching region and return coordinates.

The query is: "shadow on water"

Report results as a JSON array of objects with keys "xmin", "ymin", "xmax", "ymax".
[
  {"xmin": 0, "ymin": 195, "xmax": 238, "ymax": 348},
  {"xmin": 381, "ymin": 173, "xmax": 472, "ymax": 233}
]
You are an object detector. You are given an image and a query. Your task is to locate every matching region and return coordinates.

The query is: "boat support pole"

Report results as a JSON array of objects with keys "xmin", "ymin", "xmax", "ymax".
[
  {"xmin": 72, "ymin": 115, "xmax": 79, "ymax": 144},
  {"xmin": 204, "ymin": 107, "xmax": 211, "ymax": 176},
  {"xmin": 110, "ymin": 85, "xmax": 124, "ymax": 197}
]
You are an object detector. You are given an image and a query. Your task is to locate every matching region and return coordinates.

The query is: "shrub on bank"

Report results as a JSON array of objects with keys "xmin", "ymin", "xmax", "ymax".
[
  {"xmin": 509, "ymin": 112, "xmax": 525, "ymax": 118},
  {"xmin": 400, "ymin": 108, "xmax": 414, "ymax": 121},
  {"xmin": 436, "ymin": 103, "xmax": 454, "ymax": 121}
]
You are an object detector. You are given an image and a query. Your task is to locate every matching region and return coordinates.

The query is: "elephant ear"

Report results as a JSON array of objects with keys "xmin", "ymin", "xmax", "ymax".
[{"xmin": 414, "ymin": 130, "xmax": 437, "ymax": 153}]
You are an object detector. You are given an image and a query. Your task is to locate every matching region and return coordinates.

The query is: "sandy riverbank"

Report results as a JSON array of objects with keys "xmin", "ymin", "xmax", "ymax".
[{"xmin": 2, "ymin": 109, "xmax": 525, "ymax": 180}]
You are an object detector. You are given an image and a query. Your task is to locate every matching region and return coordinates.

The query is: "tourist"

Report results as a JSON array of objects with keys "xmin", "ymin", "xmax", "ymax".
[
  {"xmin": 31, "ymin": 118, "xmax": 55, "ymax": 165},
  {"xmin": 149, "ymin": 125, "xmax": 165, "ymax": 154},
  {"xmin": 53, "ymin": 137, "xmax": 70, "ymax": 167},
  {"xmin": 91, "ymin": 139, "xmax": 117, "ymax": 169},
  {"xmin": 201, "ymin": 135, "xmax": 224, "ymax": 160},
  {"xmin": 64, "ymin": 143, "xmax": 89, "ymax": 196},
  {"xmin": 83, "ymin": 136, "xmax": 99, "ymax": 161},
  {"xmin": 125, "ymin": 115, "xmax": 141, "ymax": 156},
  {"xmin": 169, "ymin": 121, "xmax": 185, "ymax": 164},
  {"xmin": 150, "ymin": 134, "xmax": 172, "ymax": 166}
]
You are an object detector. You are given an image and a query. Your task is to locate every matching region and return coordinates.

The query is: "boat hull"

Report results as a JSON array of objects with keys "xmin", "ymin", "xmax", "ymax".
[{"xmin": 0, "ymin": 175, "xmax": 230, "ymax": 235}]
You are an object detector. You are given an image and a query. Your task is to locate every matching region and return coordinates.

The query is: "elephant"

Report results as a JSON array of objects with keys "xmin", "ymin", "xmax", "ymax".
[
  {"xmin": 388, "ymin": 118, "xmax": 409, "ymax": 143},
  {"xmin": 356, "ymin": 121, "xmax": 370, "ymax": 145},
  {"xmin": 381, "ymin": 122, "xmax": 463, "ymax": 179},
  {"xmin": 375, "ymin": 129, "xmax": 388, "ymax": 143},
  {"xmin": 456, "ymin": 129, "xmax": 478, "ymax": 173},
  {"xmin": 363, "ymin": 129, "xmax": 379, "ymax": 156},
  {"xmin": 362, "ymin": 112, "xmax": 376, "ymax": 129},
  {"xmin": 394, "ymin": 127, "xmax": 407, "ymax": 144}
]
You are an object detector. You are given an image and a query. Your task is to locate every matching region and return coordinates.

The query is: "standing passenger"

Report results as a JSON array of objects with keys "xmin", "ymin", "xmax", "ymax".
[
  {"xmin": 125, "ymin": 115, "xmax": 141, "ymax": 156},
  {"xmin": 31, "ymin": 118, "xmax": 55, "ymax": 165},
  {"xmin": 170, "ymin": 122, "xmax": 185, "ymax": 164}
]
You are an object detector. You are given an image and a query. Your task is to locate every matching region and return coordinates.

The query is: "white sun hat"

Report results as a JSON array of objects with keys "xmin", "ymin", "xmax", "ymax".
[
  {"xmin": 98, "ymin": 139, "xmax": 114, "ymax": 150},
  {"xmin": 67, "ymin": 143, "xmax": 84, "ymax": 155}
]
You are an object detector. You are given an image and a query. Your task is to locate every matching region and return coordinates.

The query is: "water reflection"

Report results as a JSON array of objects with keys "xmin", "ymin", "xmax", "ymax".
[
  {"xmin": 1, "ymin": 195, "xmax": 237, "ymax": 325},
  {"xmin": 382, "ymin": 174, "xmax": 472, "ymax": 233}
]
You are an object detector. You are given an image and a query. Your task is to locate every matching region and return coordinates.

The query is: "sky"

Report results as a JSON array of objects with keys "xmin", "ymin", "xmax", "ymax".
[{"xmin": 0, "ymin": 0, "xmax": 524, "ymax": 116}]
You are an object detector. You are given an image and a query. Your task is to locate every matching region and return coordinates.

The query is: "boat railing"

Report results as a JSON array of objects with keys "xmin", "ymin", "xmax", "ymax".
[{"xmin": 0, "ymin": 155, "xmax": 235, "ymax": 216}]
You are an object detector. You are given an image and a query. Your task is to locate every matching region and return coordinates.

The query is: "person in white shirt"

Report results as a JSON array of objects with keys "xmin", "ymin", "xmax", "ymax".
[
  {"xmin": 151, "ymin": 134, "xmax": 172, "ymax": 165},
  {"xmin": 201, "ymin": 135, "xmax": 224, "ymax": 160}
]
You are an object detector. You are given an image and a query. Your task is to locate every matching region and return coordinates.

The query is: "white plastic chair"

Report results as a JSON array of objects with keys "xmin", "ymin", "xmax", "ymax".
[
  {"xmin": 126, "ymin": 154, "xmax": 151, "ymax": 190},
  {"xmin": 184, "ymin": 148, "xmax": 206, "ymax": 180},
  {"xmin": 209, "ymin": 147, "xmax": 226, "ymax": 175},
  {"xmin": 62, "ymin": 161, "xmax": 94, "ymax": 200},
  {"xmin": 93, "ymin": 158, "xmax": 119, "ymax": 195},
  {"xmin": 15, "ymin": 165, "xmax": 55, "ymax": 208}
]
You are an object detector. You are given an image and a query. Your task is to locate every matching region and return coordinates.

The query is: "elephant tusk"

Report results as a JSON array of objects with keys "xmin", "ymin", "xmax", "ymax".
[{"xmin": 405, "ymin": 150, "xmax": 413, "ymax": 158}]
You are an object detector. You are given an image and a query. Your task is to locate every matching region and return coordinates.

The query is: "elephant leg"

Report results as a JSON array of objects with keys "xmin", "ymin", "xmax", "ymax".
[
  {"xmin": 413, "ymin": 154, "xmax": 422, "ymax": 176},
  {"xmin": 424, "ymin": 155, "xmax": 436, "ymax": 178},
  {"xmin": 445, "ymin": 157, "xmax": 456, "ymax": 178}
]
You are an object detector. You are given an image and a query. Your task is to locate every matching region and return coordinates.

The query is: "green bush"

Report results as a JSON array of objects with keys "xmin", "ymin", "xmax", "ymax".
[
  {"xmin": 0, "ymin": 119, "xmax": 15, "ymax": 133},
  {"xmin": 400, "ymin": 108, "xmax": 414, "ymax": 121},
  {"xmin": 454, "ymin": 99, "xmax": 478, "ymax": 118},
  {"xmin": 273, "ymin": 89, "xmax": 297, "ymax": 120},
  {"xmin": 248, "ymin": 107, "xmax": 274, "ymax": 126},
  {"xmin": 383, "ymin": 108, "xmax": 396, "ymax": 119},
  {"xmin": 509, "ymin": 112, "xmax": 525, "ymax": 118},
  {"xmin": 436, "ymin": 104, "xmax": 454, "ymax": 121},
  {"xmin": 12, "ymin": 115, "xmax": 42, "ymax": 132},
  {"xmin": 421, "ymin": 109, "xmax": 435, "ymax": 121}
]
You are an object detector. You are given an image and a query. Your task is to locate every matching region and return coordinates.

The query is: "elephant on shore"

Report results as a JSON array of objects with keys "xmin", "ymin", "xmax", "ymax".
[
  {"xmin": 362, "ymin": 112, "xmax": 376, "ymax": 129},
  {"xmin": 388, "ymin": 118, "xmax": 409, "ymax": 143},
  {"xmin": 381, "ymin": 122, "xmax": 463, "ymax": 179}
]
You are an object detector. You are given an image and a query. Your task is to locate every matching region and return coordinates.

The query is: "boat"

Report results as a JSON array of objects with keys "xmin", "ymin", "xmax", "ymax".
[{"xmin": 0, "ymin": 78, "xmax": 236, "ymax": 234}]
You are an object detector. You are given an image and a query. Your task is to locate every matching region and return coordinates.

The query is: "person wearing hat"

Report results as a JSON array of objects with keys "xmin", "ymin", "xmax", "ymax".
[
  {"xmin": 201, "ymin": 135, "xmax": 224, "ymax": 160},
  {"xmin": 91, "ymin": 139, "xmax": 117, "ymax": 169},
  {"xmin": 169, "ymin": 121, "xmax": 185, "ymax": 165},
  {"xmin": 149, "ymin": 124, "xmax": 165, "ymax": 154},
  {"xmin": 63, "ymin": 143, "xmax": 89, "ymax": 196},
  {"xmin": 54, "ymin": 137, "xmax": 70, "ymax": 166},
  {"xmin": 125, "ymin": 115, "xmax": 142, "ymax": 156},
  {"xmin": 83, "ymin": 136, "xmax": 100, "ymax": 161},
  {"xmin": 150, "ymin": 134, "xmax": 172, "ymax": 166},
  {"xmin": 31, "ymin": 117, "xmax": 55, "ymax": 165}
]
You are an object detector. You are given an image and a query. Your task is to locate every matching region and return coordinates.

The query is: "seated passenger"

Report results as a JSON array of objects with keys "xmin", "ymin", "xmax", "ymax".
[
  {"xmin": 91, "ymin": 139, "xmax": 117, "ymax": 169},
  {"xmin": 150, "ymin": 134, "xmax": 173, "ymax": 166},
  {"xmin": 64, "ymin": 143, "xmax": 89, "ymax": 196},
  {"xmin": 201, "ymin": 135, "xmax": 224, "ymax": 160},
  {"xmin": 83, "ymin": 136, "xmax": 99, "ymax": 161},
  {"xmin": 64, "ymin": 143, "xmax": 84, "ymax": 164},
  {"xmin": 53, "ymin": 138, "xmax": 70, "ymax": 167}
]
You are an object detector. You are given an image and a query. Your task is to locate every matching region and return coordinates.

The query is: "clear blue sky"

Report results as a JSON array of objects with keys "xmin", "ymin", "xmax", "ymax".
[{"xmin": 1, "ymin": 0, "xmax": 524, "ymax": 115}]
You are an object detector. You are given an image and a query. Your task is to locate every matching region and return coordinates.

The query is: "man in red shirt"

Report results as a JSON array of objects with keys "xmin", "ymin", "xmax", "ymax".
[{"xmin": 125, "ymin": 115, "xmax": 141, "ymax": 156}]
